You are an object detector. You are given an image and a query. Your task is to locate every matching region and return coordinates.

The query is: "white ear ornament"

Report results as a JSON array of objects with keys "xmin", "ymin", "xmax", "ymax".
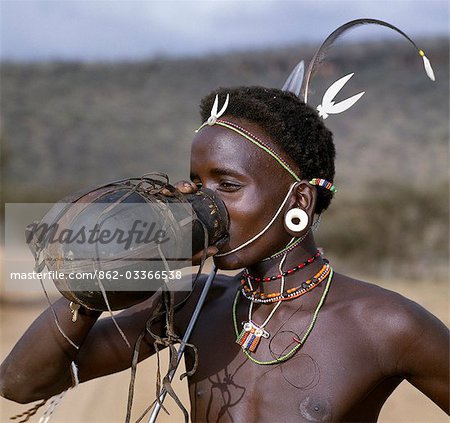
[{"xmin": 285, "ymin": 208, "xmax": 309, "ymax": 233}]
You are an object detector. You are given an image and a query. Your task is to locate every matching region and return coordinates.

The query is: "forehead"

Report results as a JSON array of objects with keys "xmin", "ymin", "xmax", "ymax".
[{"xmin": 190, "ymin": 120, "xmax": 296, "ymax": 182}]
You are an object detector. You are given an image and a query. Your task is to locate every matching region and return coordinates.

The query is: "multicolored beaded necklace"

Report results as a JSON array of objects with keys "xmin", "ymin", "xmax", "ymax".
[
  {"xmin": 235, "ymin": 250, "xmax": 332, "ymax": 356},
  {"xmin": 241, "ymin": 261, "xmax": 330, "ymax": 304},
  {"xmin": 235, "ymin": 254, "xmax": 288, "ymax": 352},
  {"xmin": 233, "ymin": 268, "xmax": 334, "ymax": 365},
  {"xmin": 243, "ymin": 250, "xmax": 321, "ymax": 282}
]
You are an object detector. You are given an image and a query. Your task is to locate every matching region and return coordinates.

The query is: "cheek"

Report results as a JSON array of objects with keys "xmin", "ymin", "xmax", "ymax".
[
  {"xmin": 223, "ymin": 188, "xmax": 280, "ymax": 242},
  {"xmin": 213, "ymin": 186, "xmax": 292, "ymax": 269},
  {"xmin": 214, "ymin": 198, "xmax": 287, "ymax": 269}
]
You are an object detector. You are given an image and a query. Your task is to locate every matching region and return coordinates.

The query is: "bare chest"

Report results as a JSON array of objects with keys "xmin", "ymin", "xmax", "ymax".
[{"xmin": 184, "ymin": 295, "xmax": 389, "ymax": 422}]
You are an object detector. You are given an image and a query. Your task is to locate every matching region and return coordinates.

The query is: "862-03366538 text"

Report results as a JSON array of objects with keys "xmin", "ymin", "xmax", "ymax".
[{"xmin": 9, "ymin": 270, "xmax": 183, "ymax": 281}]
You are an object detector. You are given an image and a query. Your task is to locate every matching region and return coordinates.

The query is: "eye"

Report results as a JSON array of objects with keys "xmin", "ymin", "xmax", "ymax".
[{"xmin": 218, "ymin": 181, "xmax": 242, "ymax": 192}]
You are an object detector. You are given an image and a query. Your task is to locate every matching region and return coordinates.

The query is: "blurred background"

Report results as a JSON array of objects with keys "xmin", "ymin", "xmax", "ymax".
[{"xmin": 0, "ymin": 1, "xmax": 448, "ymax": 422}]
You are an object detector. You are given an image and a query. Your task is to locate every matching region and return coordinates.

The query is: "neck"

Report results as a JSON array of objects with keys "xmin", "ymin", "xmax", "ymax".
[{"xmin": 246, "ymin": 234, "xmax": 325, "ymax": 296}]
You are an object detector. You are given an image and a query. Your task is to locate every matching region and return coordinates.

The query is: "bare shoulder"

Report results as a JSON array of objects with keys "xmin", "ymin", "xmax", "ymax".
[
  {"xmin": 330, "ymin": 272, "xmax": 446, "ymax": 333},
  {"xmin": 329, "ymin": 272, "xmax": 449, "ymax": 375},
  {"xmin": 331, "ymin": 273, "xmax": 427, "ymax": 317}
]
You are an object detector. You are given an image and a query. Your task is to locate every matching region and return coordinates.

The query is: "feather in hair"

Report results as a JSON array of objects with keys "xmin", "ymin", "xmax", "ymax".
[
  {"xmin": 282, "ymin": 60, "xmax": 305, "ymax": 96},
  {"xmin": 301, "ymin": 18, "xmax": 435, "ymax": 103}
]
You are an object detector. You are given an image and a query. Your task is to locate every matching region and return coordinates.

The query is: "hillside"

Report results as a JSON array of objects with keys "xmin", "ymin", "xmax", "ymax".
[{"xmin": 1, "ymin": 38, "xmax": 448, "ymax": 278}]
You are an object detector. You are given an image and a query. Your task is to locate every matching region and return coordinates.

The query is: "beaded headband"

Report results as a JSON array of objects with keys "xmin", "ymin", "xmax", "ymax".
[
  {"xmin": 196, "ymin": 113, "xmax": 337, "ymax": 193},
  {"xmin": 197, "ymin": 117, "xmax": 299, "ymax": 182}
]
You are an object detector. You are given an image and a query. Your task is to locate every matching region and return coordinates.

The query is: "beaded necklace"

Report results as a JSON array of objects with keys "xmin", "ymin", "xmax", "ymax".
[
  {"xmin": 241, "ymin": 261, "xmax": 330, "ymax": 304},
  {"xmin": 244, "ymin": 251, "xmax": 321, "ymax": 282},
  {"xmin": 233, "ymin": 268, "xmax": 333, "ymax": 365},
  {"xmin": 236, "ymin": 254, "xmax": 287, "ymax": 352}
]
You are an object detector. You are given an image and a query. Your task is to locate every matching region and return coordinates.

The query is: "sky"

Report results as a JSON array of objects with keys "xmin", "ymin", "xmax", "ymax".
[{"xmin": 0, "ymin": 0, "xmax": 449, "ymax": 62}]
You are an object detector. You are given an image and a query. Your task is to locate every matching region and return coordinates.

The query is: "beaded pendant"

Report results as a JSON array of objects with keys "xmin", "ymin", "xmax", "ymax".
[{"xmin": 236, "ymin": 321, "xmax": 270, "ymax": 352}]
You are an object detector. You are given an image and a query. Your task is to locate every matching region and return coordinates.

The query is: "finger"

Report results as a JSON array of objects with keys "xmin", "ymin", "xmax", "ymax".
[
  {"xmin": 191, "ymin": 246, "xmax": 218, "ymax": 266},
  {"xmin": 160, "ymin": 187, "xmax": 174, "ymax": 196},
  {"xmin": 175, "ymin": 181, "xmax": 198, "ymax": 194},
  {"xmin": 206, "ymin": 246, "xmax": 219, "ymax": 257}
]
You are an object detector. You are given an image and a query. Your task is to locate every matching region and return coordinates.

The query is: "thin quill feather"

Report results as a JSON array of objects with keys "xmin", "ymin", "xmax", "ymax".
[
  {"xmin": 302, "ymin": 18, "xmax": 421, "ymax": 103},
  {"xmin": 282, "ymin": 60, "xmax": 305, "ymax": 96}
]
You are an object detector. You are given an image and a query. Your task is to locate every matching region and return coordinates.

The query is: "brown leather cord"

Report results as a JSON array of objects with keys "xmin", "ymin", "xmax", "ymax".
[{"xmin": 10, "ymin": 399, "xmax": 48, "ymax": 422}]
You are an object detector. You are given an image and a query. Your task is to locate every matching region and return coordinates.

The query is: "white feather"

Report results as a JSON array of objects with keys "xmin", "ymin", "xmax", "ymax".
[
  {"xmin": 322, "ymin": 73, "xmax": 355, "ymax": 106},
  {"xmin": 217, "ymin": 93, "xmax": 230, "ymax": 118},
  {"xmin": 207, "ymin": 94, "xmax": 229, "ymax": 125},
  {"xmin": 316, "ymin": 104, "xmax": 328, "ymax": 119},
  {"xmin": 282, "ymin": 60, "xmax": 305, "ymax": 96},
  {"xmin": 211, "ymin": 94, "xmax": 219, "ymax": 116},
  {"xmin": 317, "ymin": 73, "xmax": 365, "ymax": 119},
  {"xmin": 328, "ymin": 91, "xmax": 365, "ymax": 114},
  {"xmin": 422, "ymin": 55, "xmax": 436, "ymax": 81}
]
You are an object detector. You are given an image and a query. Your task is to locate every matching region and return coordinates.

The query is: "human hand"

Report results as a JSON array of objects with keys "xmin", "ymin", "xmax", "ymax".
[
  {"xmin": 161, "ymin": 181, "xmax": 219, "ymax": 265},
  {"xmin": 192, "ymin": 245, "xmax": 219, "ymax": 266},
  {"xmin": 160, "ymin": 180, "xmax": 198, "ymax": 196}
]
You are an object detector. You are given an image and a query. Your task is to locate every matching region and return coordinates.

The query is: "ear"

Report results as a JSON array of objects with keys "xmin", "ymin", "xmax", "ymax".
[
  {"xmin": 292, "ymin": 180, "xmax": 317, "ymax": 213},
  {"xmin": 283, "ymin": 180, "xmax": 317, "ymax": 236}
]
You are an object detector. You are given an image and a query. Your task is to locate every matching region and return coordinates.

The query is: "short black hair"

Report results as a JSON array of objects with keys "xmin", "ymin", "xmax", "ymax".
[{"xmin": 200, "ymin": 86, "xmax": 336, "ymax": 214}]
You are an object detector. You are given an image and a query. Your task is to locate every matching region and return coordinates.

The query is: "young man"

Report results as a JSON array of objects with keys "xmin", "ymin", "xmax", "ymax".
[{"xmin": 0, "ymin": 86, "xmax": 448, "ymax": 422}]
